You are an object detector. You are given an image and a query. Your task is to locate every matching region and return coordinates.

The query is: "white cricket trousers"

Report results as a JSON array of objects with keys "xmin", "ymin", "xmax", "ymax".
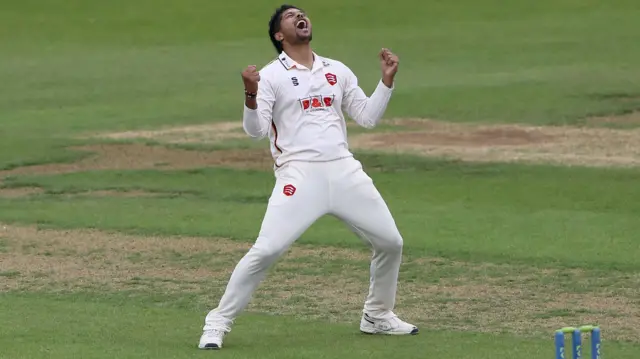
[{"xmin": 204, "ymin": 156, "xmax": 404, "ymax": 329}]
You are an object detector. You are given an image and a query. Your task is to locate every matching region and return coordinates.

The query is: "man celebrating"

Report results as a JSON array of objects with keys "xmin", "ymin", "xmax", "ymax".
[{"xmin": 199, "ymin": 4, "xmax": 418, "ymax": 350}]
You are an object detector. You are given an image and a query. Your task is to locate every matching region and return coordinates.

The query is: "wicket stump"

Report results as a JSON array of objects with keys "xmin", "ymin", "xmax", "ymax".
[{"xmin": 555, "ymin": 325, "xmax": 601, "ymax": 359}]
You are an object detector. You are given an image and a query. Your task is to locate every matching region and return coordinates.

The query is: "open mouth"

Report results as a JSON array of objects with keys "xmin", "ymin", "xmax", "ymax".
[{"xmin": 296, "ymin": 20, "xmax": 308, "ymax": 30}]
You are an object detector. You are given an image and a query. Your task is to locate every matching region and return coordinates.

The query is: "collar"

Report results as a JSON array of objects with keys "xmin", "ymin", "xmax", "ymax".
[{"xmin": 278, "ymin": 51, "xmax": 329, "ymax": 72}]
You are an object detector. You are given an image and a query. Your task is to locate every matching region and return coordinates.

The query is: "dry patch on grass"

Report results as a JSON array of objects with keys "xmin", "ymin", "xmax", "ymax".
[
  {"xmin": 350, "ymin": 118, "xmax": 640, "ymax": 168},
  {"xmin": 87, "ymin": 122, "xmax": 246, "ymax": 144},
  {"xmin": 0, "ymin": 144, "xmax": 274, "ymax": 177},
  {"xmin": 70, "ymin": 189, "xmax": 161, "ymax": 198},
  {"xmin": 1, "ymin": 223, "xmax": 639, "ymax": 342},
  {"xmin": 0, "ymin": 187, "xmax": 44, "ymax": 198},
  {"xmin": 0, "ymin": 122, "xmax": 271, "ymax": 177},
  {"xmin": 585, "ymin": 111, "xmax": 640, "ymax": 127},
  {"xmin": 0, "ymin": 223, "xmax": 252, "ymax": 293},
  {"xmin": 58, "ymin": 189, "xmax": 165, "ymax": 199},
  {"xmin": 0, "ymin": 187, "xmax": 163, "ymax": 199},
  {"xmin": 3, "ymin": 118, "xmax": 638, "ymax": 180},
  {"xmin": 74, "ymin": 118, "xmax": 640, "ymax": 170},
  {"xmin": 396, "ymin": 261, "xmax": 640, "ymax": 342}
]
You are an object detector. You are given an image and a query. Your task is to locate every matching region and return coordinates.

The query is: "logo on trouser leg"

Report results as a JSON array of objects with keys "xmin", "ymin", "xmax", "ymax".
[{"xmin": 283, "ymin": 184, "xmax": 296, "ymax": 196}]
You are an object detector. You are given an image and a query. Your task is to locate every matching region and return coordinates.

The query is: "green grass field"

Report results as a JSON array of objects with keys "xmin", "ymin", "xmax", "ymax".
[{"xmin": 2, "ymin": 0, "xmax": 640, "ymax": 358}]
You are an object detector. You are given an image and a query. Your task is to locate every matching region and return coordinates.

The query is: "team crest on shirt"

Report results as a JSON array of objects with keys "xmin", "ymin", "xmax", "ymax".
[
  {"xmin": 299, "ymin": 95, "xmax": 335, "ymax": 112},
  {"xmin": 325, "ymin": 73, "xmax": 337, "ymax": 86},
  {"xmin": 283, "ymin": 184, "xmax": 296, "ymax": 196}
]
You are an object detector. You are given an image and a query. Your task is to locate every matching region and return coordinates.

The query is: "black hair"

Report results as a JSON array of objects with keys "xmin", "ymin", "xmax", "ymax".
[{"xmin": 268, "ymin": 4, "xmax": 301, "ymax": 54}]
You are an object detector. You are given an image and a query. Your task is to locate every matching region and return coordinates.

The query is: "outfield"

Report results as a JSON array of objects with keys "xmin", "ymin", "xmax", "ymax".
[{"xmin": 1, "ymin": 0, "xmax": 640, "ymax": 358}]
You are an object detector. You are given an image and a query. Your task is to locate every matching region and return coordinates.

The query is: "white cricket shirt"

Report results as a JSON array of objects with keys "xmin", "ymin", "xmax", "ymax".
[{"xmin": 243, "ymin": 51, "xmax": 394, "ymax": 168}]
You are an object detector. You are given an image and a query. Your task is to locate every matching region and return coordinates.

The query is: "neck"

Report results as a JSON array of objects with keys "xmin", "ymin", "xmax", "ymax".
[{"xmin": 283, "ymin": 44, "xmax": 314, "ymax": 69}]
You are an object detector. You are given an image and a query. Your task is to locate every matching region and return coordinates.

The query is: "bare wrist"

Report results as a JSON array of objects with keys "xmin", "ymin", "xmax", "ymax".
[{"xmin": 382, "ymin": 76, "xmax": 394, "ymax": 88}]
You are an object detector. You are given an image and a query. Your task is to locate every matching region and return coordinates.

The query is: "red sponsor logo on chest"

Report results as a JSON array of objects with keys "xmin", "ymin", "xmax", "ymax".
[{"xmin": 300, "ymin": 95, "xmax": 334, "ymax": 111}]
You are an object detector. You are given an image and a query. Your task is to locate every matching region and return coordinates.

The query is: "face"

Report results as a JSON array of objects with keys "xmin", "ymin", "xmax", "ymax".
[{"xmin": 275, "ymin": 8, "xmax": 312, "ymax": 46}]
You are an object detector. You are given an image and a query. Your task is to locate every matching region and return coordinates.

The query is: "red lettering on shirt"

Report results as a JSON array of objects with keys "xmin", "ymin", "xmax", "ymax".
[{"xmin": 323, "ymin": 96, "xmax": 333, "ymax": 107}]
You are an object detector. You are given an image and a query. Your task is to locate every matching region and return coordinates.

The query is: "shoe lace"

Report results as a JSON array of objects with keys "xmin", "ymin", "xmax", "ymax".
[
  {"xmin": 205, "ymin": 327, "xmax": 230, "ymax": 336},
  {"xmin": 367, "ymin": 311, "xmax": 397, "ymax": 320},
  {"xmin": 204, "ymin": 316, "xmax": 233, "ymax": 335}
]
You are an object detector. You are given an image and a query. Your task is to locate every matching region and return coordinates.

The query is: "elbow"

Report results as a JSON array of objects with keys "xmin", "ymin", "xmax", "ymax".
[
  {"xmin": 351, "ymin": 104, "xmax": 382, "ymax": 129},
  {"xmin": 244, "ymin": 129, "xmax": 268, "ymax": 140},
  {"xmin": 245, "ymin": 132, "xmax": 265, "ymax": 140},
  {"xmin": 359, "ymin": 119, "xmax": 377, "ymax": 129},
  {"xmin": 242, "ymin": 123, "xmax": 268, "ymax": 139},
  {"xmin": 354, "ymin": 112, "xmax": 380, "ymax": 129}
]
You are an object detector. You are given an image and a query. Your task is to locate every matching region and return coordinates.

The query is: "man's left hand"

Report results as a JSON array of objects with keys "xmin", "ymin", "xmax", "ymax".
[{"xmin": 379, "ymin": 48, "xmax": 399, "ymax": 88}]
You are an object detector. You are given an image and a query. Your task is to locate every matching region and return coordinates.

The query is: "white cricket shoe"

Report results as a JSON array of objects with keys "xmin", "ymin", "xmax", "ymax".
[
  {"xmin": 360, "ymin": 312, "xmax": 419, "ymax": 335},
  {"xmin": 198, "ymin": 327, "xmax": 229, "ymax": 350}
]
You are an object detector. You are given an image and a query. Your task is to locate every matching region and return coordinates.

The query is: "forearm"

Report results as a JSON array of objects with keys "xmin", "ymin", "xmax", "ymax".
[
  {"xmin": 241, "ymin": 68, "xmax": 273, "ymax": 139},
  {"xmin": 351, "ymin": 79, "xmax": 394, "ymax": 129},
  {"xmin": 242, "ymin": 104, "xmax": 269, "ymax": 138}
]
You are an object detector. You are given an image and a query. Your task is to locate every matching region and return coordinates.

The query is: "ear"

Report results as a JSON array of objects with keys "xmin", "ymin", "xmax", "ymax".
[{"xmin": 275, "ymin": 32, "xmax": 284, "ymax": 41}]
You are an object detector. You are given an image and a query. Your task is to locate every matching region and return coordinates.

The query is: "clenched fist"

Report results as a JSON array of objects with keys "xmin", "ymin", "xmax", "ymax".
[
  {"xmin": 241, "ymin": 65, "xmax": 260, "ymax": 93},
  {"xmin": 379, "ymin": 48, "xmax": 399, "ymax": 88}
]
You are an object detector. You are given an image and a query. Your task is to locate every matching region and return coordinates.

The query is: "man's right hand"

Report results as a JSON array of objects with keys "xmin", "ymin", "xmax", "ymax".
[{"xmin": 242, "ymin": 65, "xmax": 260, "ymax": 94}]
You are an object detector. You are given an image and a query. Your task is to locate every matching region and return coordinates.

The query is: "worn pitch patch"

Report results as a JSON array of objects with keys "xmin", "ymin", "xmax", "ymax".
[
  {"xmin": 349, "ymin": 118, "xmax": 640, "ymax": 168},
  {"xmin": 84, "ymin": 118, "xmax": 640, "ymax": 169},
  {"xmin": 85, "ymin": 122, "xmax": 246, "ymax": 143},
  {"xmin": 1, "ymin": 223, "xmax": 639, "ymax": 342},
  {"xmin": 0, "ymin": 144, "xmax": 274, "ymax": 177}
]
